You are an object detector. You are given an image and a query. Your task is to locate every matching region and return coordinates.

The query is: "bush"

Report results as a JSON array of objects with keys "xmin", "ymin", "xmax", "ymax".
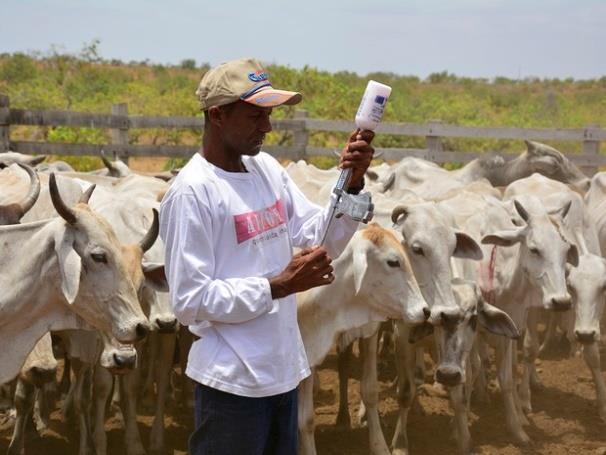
[{"xmin": 180, "ymin": 59, "xmax": 197, "ymax": 70}]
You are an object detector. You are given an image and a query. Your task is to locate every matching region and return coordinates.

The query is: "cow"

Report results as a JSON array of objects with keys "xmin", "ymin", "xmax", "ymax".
[
  {"xmin": 431, "ymin": 187, "xmax": 578, "ymax": 445},
  {"xmin": 428, "ymin": 276, "xmax": 520, "ymax": 454},
  {"xmin": 296, "ymin": 224, "xmax": 429, "ymax": 455},
  {"xmin": 388, "ymin": 198, "xmax": 484, "ymax": 454},
  {"xmin": 586, "ymin": 172, "xmax": 606, "ymax": 255},
  {"xmin": 13, "ymin": 164, "xmax": 173, "ymax": 454},
  {"xmin": 375, "ymin": 141, "xmax": 590, "ymax": 199},
  {"xmin": 500, "ymin": 175, "xmax": 583, "ymax": 415},
  {"xmin": 0, "ymin": 173, "xmax": 150, "ymax": 384}
]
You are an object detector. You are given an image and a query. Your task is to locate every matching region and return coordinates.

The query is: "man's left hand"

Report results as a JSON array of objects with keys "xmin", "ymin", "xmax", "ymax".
[{"xmin": 339, "ymin": 129, "xmax": 375, "ymax": 189}]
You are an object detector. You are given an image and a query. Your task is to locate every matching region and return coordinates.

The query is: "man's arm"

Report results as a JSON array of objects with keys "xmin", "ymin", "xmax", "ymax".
[
  {"xmin": 160, "ymin": 191, "xmax": 336, "ymax": 324},
  {"xmin": 279, "ymin": 129, "xmax": 375, "ymax": 258}
]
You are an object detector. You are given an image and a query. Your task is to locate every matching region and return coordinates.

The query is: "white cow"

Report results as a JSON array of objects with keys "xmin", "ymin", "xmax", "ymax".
[
  {"xmin": 389, "ymin": 198, "xmax": 484, "ymax": 454},
  {"xmin": 2, "ymin": 189, "xmax": 160, "ymax": 455},
  {"xmin": 566, "ymin": 252, "xmax": 606, "ymax": 420},
  {"xmin": 376, "ymin": 141, "xmax": 590, "ymax": 198},
  {"xmin": 502, "ymin": 174, "xmax": 603, "ymax": 414},
  {"xmin": 296, "ymin": 223, "xmax": 429, "ymax": 455},
  {"xmin": 501, "ymin": 175, "xmax": 582, "ymax": 414},
  {"xmin": 586, "ymin": 172, "xmax": 606, "ymax": 255},
  {"xmin": 15, "ymin": 165, "xmax": 174, "ymax": 454},
  {"xmin": 434, "ymin": 187, "xmax": 578, "ymax": 445},
  {"xmin": 423, "ymin": 277, "xmax": 519, "ymax": 454},
  {"xmin": 0, "ymin": 174, "xmax": 150, "ymax": 383}
]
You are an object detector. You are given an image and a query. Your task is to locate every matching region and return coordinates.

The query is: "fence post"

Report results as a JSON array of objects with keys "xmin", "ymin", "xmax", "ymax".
[
  {"xmin": 581, "ymin": 124, "xmax": 601, "ymax": 177},
  {"xmin": 0, "ymin": 94, "xmax": 9, "ymax": 153},
  {"xmin": 426, "ymin": 120, "xmax": 443, "ymax": 162},
  {"xmin": 293, "ymin": 110, "xmax": 309, "ymax": 161},
  {"xmin": 111, "ymin": 103, "xmax": 129, "ymax": 163}
]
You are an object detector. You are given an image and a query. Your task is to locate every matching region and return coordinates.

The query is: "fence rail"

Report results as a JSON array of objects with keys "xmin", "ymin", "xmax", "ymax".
[{"xmin": 0, "ymin": 94, "xmax": 603, "ymax": 174}]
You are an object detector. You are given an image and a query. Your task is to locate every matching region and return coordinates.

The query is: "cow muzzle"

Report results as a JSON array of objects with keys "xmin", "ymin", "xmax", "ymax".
[
  {"xmin": 435, "ymin": 364, "xmax": 463, "ymax": 387},
  {"xmin": 135, "ymin": 322, "xmax": 150, "ymax": 341},
  {"xmin": 154, "ymin": 317, "xmax": 178, "ymax": 334},
  {"xmin": 546, "ymin": 295, "xmax": 572, "ymax": 312},
  {"xmin": 574, "ymin": 329, "xmax": 597, "ymax": 345},
  {"xmin": 107, "ymin": 351, "xmax": 138, "ymax": 375}
]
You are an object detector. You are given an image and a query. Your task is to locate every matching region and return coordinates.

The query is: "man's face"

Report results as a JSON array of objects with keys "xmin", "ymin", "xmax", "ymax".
[{"xmin": 220, "ymin": 101, "xmax": 273, "ymax": 156}]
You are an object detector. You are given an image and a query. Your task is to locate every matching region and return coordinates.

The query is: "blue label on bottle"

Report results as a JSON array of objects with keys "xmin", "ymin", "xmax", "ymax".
[{"xmin": 374, "ymin": 95, "xmax": 386, "ymax": 105}]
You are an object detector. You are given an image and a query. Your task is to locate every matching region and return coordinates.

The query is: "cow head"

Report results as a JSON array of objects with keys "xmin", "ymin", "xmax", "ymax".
[
  {"xmin": 433, "ymin": 279, "xmax": 519, "ymax": 387},
  {"xmin": 392, "ymin": 202, "xmax": 482, "ymax": 323},
  {"xmin": 98, "ymin": 331, "xmax": 138, "ymax": 374},
  {"xmin": 49, "ymin": 173, "xmax": 151, "ymax": 343},
  {"xmin": 482, "ymin": 196, "xmax": 578, "ymax": 311},
  {"xmin": 348, "ymin": 223, "xmax": 429, "ymax": 324},
  {"xmin": 524, "ymin": 141, "xmax": 590, "ymax": 192},
  {"xmin": 567, "ymin": 254, "xmax": 606, "ymax": 345}
]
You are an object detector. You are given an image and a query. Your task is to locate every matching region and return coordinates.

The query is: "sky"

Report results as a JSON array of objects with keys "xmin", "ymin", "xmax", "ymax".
[{"xmin": 1, "ymin": 0, "xmax": 605, "ymax": 79}]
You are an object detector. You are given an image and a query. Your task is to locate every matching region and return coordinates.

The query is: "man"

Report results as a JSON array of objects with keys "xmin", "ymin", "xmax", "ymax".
[{"xmin": 159, "ymin": 57, "xmax": 374, "ymax": 454}]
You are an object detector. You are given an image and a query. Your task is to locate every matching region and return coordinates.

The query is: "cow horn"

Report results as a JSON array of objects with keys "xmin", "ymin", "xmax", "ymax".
[
  {"xmin": 560, "ymin": 199, "xmax": 572, "ymax": 220},
  {"xmin": 381, "ymin": 172, "xmax": 396, "ymax": 192},
  {"xmin": 28, "ymin": 156, "xmax": 47, "ymax": 166},
  {"xmin": 16, "ymin": 163, "xmax": 40, "ymax": 217},
  {"xmin": 49, "ymin": 173, "xmax": 77, "ymax": 224},
  {"xmin": 139, "ymin": 209, "xmax": 159, "ymax": 253},
  {"xmin": 513, "ymin": 199, "xmax": 530, "ymax": 223},
  {"xmin": 101, "ymin": 155, "xmax": 120, "ymax": 176},
  {"xmin": 391, "ymin": 205, "xmax": 409, "ymax": 225},
  {"xmin": 79, "ymin": 184, "xmax": 96, "ymax": 204}
]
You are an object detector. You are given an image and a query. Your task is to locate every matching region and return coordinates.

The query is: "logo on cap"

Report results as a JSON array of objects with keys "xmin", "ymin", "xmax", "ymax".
[{"xmin": 248, "ymin": 71, "xmax": 269, "ymax": 82}]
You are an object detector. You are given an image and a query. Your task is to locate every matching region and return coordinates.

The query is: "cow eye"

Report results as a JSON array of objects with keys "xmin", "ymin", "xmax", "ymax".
[
  {"xmin": 411, "ymin": 245, "xmax": 424, "ymax": 256},
  {"xmin": 529, "ymin": 247, "xmax": 540, "ymax": 256},
  {"xmin": 91, "ymin": 252, "xmax": 107, "ymax": 263},
  {"xmin": 387, "ymin": 259, "xmax": 400, "ymax": 268}
]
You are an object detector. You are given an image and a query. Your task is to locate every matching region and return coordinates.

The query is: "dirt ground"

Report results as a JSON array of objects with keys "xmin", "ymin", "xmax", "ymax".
[{"xmin": 2, "ymin": 341, "xmax": 606, "ymax": 455}]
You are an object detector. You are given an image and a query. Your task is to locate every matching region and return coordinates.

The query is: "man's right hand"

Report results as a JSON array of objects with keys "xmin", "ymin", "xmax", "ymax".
[{"xmin": 269, "ymin": 246, "xmax": 334, "ymax": 299}]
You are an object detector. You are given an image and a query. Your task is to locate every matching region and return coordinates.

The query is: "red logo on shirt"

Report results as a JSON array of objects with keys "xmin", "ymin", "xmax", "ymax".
[{"xmin": 234, "ymin": 200, "xmax": 287, "ymax": 244}]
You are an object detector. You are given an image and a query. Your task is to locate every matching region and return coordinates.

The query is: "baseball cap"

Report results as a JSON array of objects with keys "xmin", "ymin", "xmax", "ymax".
[{"xmin": 195, "ymin": 58, "xmax": 302, "ymax": 110}]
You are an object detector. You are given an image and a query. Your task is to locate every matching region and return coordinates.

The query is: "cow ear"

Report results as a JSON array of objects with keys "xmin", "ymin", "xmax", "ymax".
[
  {"xmin": 567, "ymin": 244, "xmax": 579, "ymax": 267},
  {"xmin": 478, "ymin": 300, "xmax": 520, "ymax": 339},
  {"xmin": 408, "ymin": 321, "xmax": 434, "ymax": 343},
  {"xmin": 54, "ymin": 228, "xmax": 81, "ymax": 304},
  {"xmin": 352, "ymin": 247, "xmax": 369, "ymax": 296},
  {"xmin": 525, "ymin": 140, "xmax": 539, "ymax": 155},
  {"xmin": 142, "ymin": 262, "xmax": 168, "ymax": 292},
  {"xmin": 453, "ymin": 232, "xmax": 483, "ymax": 260},
  {"xmin": 482, "ymin": 227, "xmax": 525, "ymax": 247}
]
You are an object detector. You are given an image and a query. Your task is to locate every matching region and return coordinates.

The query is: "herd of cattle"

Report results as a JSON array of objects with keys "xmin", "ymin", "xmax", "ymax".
[{"xmin": 0, "ymin": 140, "xmax": 605, "ymax": 455}]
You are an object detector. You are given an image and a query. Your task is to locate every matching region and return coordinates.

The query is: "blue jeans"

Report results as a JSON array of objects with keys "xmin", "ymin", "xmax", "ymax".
[{"xmin": 189, "ymin": 383, "xmax": 298, "ymax": 455}]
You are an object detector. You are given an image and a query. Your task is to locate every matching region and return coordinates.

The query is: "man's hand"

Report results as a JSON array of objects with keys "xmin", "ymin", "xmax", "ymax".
[
  {"xmin": 269, "ymin": 246, "xmax": 334, "ymax": 299},
  {"xmin": 339, "ymin": 129, "xmax": 375, "ymax": 188}
]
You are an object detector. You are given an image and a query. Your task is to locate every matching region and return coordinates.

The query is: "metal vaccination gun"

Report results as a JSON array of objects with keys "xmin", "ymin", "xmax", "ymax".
[{"xmin": 320, "ymin": 80, "xmax": 392, "ymax": 246}]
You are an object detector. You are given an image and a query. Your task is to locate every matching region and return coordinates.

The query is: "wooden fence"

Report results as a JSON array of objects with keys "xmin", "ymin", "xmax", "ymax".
[{"xmin": 0, "ymin": 94, "xmax": 604, "ymax": 174}]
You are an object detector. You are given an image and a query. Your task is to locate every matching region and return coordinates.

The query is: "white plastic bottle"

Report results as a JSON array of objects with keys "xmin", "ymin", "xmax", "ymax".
[{"xmin": 355, "ymin": 80, "xmax": 392, "ymax": 131}]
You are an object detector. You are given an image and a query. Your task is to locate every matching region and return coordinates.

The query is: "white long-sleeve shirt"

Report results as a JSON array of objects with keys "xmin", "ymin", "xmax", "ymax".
[{"xmin": 159, "ymin": 152, "xmax": 358, "ymax": 397}]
